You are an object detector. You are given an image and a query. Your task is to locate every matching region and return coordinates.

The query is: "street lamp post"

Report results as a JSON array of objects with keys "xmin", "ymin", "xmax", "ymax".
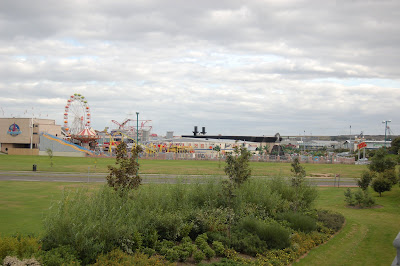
[
  {"xmin": 382, "ymin": 120, "xmax": 391, "ymax": 148},
  {"xmin": 136, "ymin": 112, "xmax": 139, "ymax": 171},
  {"xmin": 136, "ymin": 112, "xmax": 139, "ymax": 156}
]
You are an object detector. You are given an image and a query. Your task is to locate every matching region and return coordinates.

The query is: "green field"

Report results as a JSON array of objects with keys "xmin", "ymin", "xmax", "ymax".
[
  {"xmin": 0, "ymin": 180, "xmax": 399, "ymax": 265},
  {"xmin": 0, "ymin": 155, "xmax": 367, "ymax": 178}
]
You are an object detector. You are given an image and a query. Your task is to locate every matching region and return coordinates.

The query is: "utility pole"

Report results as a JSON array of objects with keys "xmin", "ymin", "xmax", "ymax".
[
  {"xmin": 136, "ymin": 112, "xmax": 139, "ymax": 162},
  {"xmin": 382, "ymin": 120, "xmax": 391, "ymax": 148},
  {"xmin": 349, "ymin": 125, "xmax": 352, "ymax": 152}
]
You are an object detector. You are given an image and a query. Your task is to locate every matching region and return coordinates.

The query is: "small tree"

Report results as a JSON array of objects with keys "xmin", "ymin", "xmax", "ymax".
[
  {"xmin": 371, "ymin": 174, "xmax": 392, "ymax": 197},
  {"xmin": 368, "ymin": 148, "xmax": 396, "ymax": 173},
  {"xmin": 213, "ymin": 145, "xmax": 222, "ymax": 168},
  {"xmin": 357, "ymin": 171, "xmax": 375, "ymax": 190},
  {"xmin": 46, "ymin": 148, "xmax": 54, "ymax": 168},
  {"xmin": 224, "ymin": 146, "xmax": 252, "ymax": 186},
  {"xmin": 291, "ymin": 157, "xmax": 306, "ymax": 187},
  {"xmin": 107, "ymin": 142, "xmax": 143, "ymax": 192},
  {"xmin": 290, "ymin": 157, "xmax": 307, "ymax": 212}
]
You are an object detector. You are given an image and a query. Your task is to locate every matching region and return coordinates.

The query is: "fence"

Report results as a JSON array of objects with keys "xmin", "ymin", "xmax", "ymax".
[{"xmin": 138, "ymin": 153, "xmax": 355, "ymax": 164}]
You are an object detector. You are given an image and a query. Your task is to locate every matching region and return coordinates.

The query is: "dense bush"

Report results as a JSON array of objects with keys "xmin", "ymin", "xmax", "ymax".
[
  {"xmin": 344, "ymin": 188, "xmax": 376, "ymax": 208},
  {"xmin": 0, "ymin": 235, "xmax": 40, "ymax": 264},
  {"xmin": 277, "ymin": 212, "xmax": 317, "ymax": 233},
  {"xmin": 92, "ymin": 249, "xmax": 172, "ymax": 265},
  {"xmin": 36, "ymin": 245, "xmax": 81, "ymax": 266},
  {"xmin": 40, "ymin": 173, "xmax": 324, "ymax": 264},
  {"xmin": 357, "ymin": 171, "xmax": 374, "ymax": 190},
  {"xmin": 316, "ymin": 210, "xmax": 345, "ymax": 232}
]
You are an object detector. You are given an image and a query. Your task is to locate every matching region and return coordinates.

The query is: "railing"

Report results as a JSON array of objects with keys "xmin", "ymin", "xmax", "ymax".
[{"xmin": 393, "ymin": 232, "xmax": 400, "ymax": 266}]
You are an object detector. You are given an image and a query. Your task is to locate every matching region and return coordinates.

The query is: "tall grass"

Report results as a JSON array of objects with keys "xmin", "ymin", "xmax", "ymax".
[{"xmin": 41, "ymin": 177, "xmax": 319, "ymax": 264}]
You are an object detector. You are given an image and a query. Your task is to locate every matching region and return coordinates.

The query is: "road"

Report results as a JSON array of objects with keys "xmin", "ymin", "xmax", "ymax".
[{"xmin": 0, "ymin": 171, "xmax": 357, "ymax": 187}]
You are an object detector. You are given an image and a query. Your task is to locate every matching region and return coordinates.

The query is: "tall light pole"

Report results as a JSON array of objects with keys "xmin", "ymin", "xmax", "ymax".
[
  {"xmin": 136, "ymin": 112, "xmax": 139, "ymax": 158},
  {"xmin": 349, "ymin": 125, "xmax": 352, "ymax": 152},
  {"xmin": 382, "ymin": 120, "xmax": 391, "ymax": 148}
]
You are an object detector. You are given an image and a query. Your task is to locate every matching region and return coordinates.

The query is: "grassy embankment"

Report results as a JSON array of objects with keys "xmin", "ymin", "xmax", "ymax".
[{"xmin": 0, "ymin": 155, "xmax": 367, "ymax": 178}]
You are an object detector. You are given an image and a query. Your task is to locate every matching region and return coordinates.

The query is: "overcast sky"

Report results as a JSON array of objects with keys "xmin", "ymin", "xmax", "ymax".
[{"xmin": 1, "ymin": 0, "xmax": 399, "ymax": 137}]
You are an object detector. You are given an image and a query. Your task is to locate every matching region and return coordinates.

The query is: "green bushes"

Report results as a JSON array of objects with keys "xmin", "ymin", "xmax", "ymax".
[
  {"xmin": 344, "ymin": 188, "xmax": 376, "ymax": 207},
  {"xmin": 277, "ymin": 212, "xmax": 317, "ymax": 233},
  {"xmin": 316, "ymin": 210, "xmax": 345, "ymax": 232},
  {"xmin": 37, "ymin": 245, "xmax": 81, "ymax": 266},
  {"xmin": 0, "ymin": 235, "xmax": 40, "ymax": 264},
  {"xmin": 37, "ymin": 175, "xmax": 327, "ymax": 264}
]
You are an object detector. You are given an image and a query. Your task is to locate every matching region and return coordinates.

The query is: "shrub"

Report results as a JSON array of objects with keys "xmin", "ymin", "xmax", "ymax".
[
  {"xmin": 2, "ymin": 256, "xmax": 41, "ymax": 266},
  {"xmin": 229, "ymin": 229, "xmax": 267, "ymax": 256},
  {"xmin": 204, "ymin": 246, "xmax": 216, "ymax": 259},
  {"xmin": 277, "ymin": 212, "xmax": 317, "ymax": 233},
  {"xmin": 212, "ymin": 241, "xmax": 225, "ymax": 257},
  {"xmin": 42, "ymin": 186, "xmax": 141, "ymax": 264},
  {"xmin": 0, "ymin": 235, "xmax": 40, "ymax": 264},
  {"xmin": 316, "ymin": 210, "xmax": 345, "ymax": 232},
  {"xmin": 107, "ymin": 142, "xmax": 142, "ymax": 192},
  {"xmin": 258, "ymin": 222, "xmax": 291, "ymax": 249},
  {"xmin": 344, "ymin": 188, "xmax": 376, "ymax": 208},
  {"xmin": 372, "ymin": 175, "xmax": 392, "ymax": 197},
  {"xmin": 224, "ymin": 146, "xmax": 252, "ymax": 186},
  {"xmin": 237, "ymin": 217, "xmax": 291, "ymax": 251},
  {"xmin": 193, "ymin": 250, "xmax": 206, "ymax": 263},
  {"xmin": 357, "ymin": 171, "xmax": 374, "ymax": 190},
  {"xmin": 93, "ymin": 249, "xmax": 172, "ymax": 265},
  {"xmin": 36, "ymin": 245, "xmax": 81, "ymax": 266}
]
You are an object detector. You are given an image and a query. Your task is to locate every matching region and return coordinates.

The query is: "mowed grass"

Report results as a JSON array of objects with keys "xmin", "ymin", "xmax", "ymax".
[
  {"xmin": 0, "ymin": 181, "xmax": 102, "ymax": 236},
  {"xmin": 295, "ymin": 186, "xmax": 400, "ymax": 266},
  {"xmin": 0, "ymin": 155, "xmax": 367, "ymax": 178},
  {"xmin": 0, "ymin": 180, "xmax": 399, "ymax": 265}
]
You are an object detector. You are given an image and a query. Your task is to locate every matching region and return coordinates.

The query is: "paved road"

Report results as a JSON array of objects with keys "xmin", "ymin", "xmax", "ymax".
[{"xmin": 0, "ymin": 171, "xmax": 357, "ymax": 187}]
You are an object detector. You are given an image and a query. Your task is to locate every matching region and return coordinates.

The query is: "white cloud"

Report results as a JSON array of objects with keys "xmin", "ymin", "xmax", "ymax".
[{"xmin": 0, "ymin": 0, "xmax": 400, "ymax": 136}]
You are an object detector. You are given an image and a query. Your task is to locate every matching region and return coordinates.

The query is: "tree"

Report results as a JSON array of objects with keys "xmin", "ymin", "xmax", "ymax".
[
  {"xmin": 224, "ymin": 146, "xmax": 252, "ymax": 186},
  {"xmin": 371, "ymin": 174, "xmax": 392, "ymax": 197},
  {"xmin": 46, "ymin": 148, "xmax": 54, "ymax": 168},
  {"xmin": 357, "ymin": 171, "xmax": 375, "ymax": 190},
  {"xmin": 290, "ymin": 157, "xmax": 307, "ymax": 212},
  {"xmin": 290, "ymin": 157, "xmax": 306, "ymax": 187},
  {"xmin": 368, "ymin": 148, "xmax": 396, "ymax": 173},
  {"xmin": 390, "ymin": 136, "xmax": 400, "ymax": 154},
  {"xmin": 107, "ymin": 142, "xmax": 143, "ymax": 192}
]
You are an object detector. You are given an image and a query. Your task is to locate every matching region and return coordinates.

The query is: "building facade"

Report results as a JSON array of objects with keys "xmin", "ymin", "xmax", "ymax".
[{"xmin": 0, "ymin": 118, "xmax": 61, "ymax": 155}]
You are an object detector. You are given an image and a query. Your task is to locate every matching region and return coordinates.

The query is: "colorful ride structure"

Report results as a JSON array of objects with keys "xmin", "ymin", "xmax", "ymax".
[{"xmin": 63, "ymin": 94, "xmax": 99, "ymax": 150}]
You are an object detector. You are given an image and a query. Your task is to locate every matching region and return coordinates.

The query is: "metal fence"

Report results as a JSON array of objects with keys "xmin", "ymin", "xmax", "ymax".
[{"xmin": 138, "ymin": 153, "xmax": 355, "ymax": 164}]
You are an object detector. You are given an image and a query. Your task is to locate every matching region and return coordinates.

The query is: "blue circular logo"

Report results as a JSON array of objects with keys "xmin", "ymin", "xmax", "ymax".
[{"xmin": 7, "ymin": 123, "xmax": 22, "ymax": 136}]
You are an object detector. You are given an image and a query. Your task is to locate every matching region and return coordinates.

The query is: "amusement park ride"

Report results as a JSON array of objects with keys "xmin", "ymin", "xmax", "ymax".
[
  {"xmin": 62, "ymin": 93, "xmax": 159, "ymax": 154},
  {"xmin": 61, "ymin": 94, "xmax": 269, "ymax": 156}
]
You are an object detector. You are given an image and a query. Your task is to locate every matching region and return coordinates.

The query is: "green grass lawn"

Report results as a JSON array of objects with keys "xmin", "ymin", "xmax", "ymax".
[
  {"xmin": 295, "ymin": 186, "xmax": 400, "ymax": 266},
  {"xmin": 0, "ymin": 180, "xmax": 398, "ymax": 265},
  {"xmin": 0, "ymin": 155, "xmax": 367, "ymax": 178},
  {"xmin": 0, "ymin": 181, "xmax": 102, "ymax": 236}
]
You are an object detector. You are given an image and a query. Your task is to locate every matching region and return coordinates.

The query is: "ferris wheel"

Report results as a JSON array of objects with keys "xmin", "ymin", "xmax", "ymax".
[{"xmin": 63, "ymin": 94, "xmax": 91, "ymax": 135}]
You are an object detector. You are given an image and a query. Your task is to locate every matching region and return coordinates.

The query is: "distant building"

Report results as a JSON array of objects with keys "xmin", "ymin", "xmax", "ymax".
[{"xmin": 0, "ymin": 118, "xmax": 61, "ymax": 155}]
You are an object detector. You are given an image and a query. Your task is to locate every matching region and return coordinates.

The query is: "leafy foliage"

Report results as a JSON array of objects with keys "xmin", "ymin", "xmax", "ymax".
[
  {"xmin": 224, "ymin": 146, "xmax": 252, "ymax": 186},
  {"xmin": 390, "ymin": 136, "xmax": 400, "ymax": 154},
  {"xmin": 368, "ymin": 148, "xmax": 396, "ymax": 173},
  {"xmin": 291, "ymin": 157, "xmax": 306, "ymax": 186},
  {"xmin": 316, "ymin": 210, "xmax": 345, "ymax": 232},
  {"xmin": 0, "ymin": 235, "xmax": 40, "ymax": 264},
  {"xmin": 357, "ymin": 171, "xmax": 375, "ymax": 190},
  {"xmin": 372, "ymin": 175, "xmax": 392, "ymax": 197},
  {"xmin": 107, "ymin": 142, "xmax": 143, "ymax": 192},
  {"xmin": 344, "ymin": 188, "xmax": 376, "ymax": 207},
  {"xmin": 277, "ymin": 212, "xmax": 317, "ymax": 233},
  {"xmin": 40, "ymin": 171, "xmax": 324, "ymax": 264}
]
